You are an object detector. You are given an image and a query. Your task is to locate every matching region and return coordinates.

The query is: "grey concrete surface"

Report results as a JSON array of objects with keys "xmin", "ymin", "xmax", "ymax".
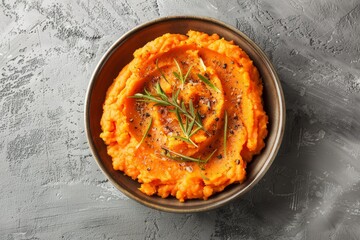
[{"xmin": 1, "ymin": 0, "xmax": 360, "ymax": 239}]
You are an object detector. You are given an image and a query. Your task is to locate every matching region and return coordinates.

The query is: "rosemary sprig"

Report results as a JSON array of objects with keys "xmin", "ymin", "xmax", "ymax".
[
  {"xmin": 156, "ymin": 59, "xmax": 169, "ymax": 83},
  {"xmin": 173, "ymin": 59, "xmax": 193, "ymax": 89},
  {"xmin": 197, "ymin": 73, "xmax": 221, "ymax": 93},
  {"xmin": 130, "ymin": 58, "xmax": 223, "ymax": 150},
  {"xmin": 173, "ymin": 99, "xmax": 202, "ymax": 147},
  {"xmin": 136, "ymin": 117, "xmax": 153, "ymax": 149},
  {"xmin": 223, "ymin": 111, "xmax": 228, "ymax": 158},
  {"xmin": 129, "ymin": 82, "xmax": 204, "ymax": 130},
  {"xmin": 162, "ymin": 147, "xmax": 217, "ymax": 163}
]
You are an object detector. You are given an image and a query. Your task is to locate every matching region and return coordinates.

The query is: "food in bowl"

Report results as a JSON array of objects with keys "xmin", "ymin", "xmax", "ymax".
[{"xmin": 100, "ymin": 30, "xmax": 268, "ymax": 202}]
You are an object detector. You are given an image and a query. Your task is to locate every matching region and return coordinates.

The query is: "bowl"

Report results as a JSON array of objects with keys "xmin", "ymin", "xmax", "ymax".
[{"xmin": 85, "ymin": 16, "xmax": 285, "ymax": 213}]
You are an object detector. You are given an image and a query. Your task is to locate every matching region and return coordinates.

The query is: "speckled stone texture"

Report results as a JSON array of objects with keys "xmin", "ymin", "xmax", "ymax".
[{"xmin": 1, "ymin": 0, "xmax": 359, "ymax": 239}]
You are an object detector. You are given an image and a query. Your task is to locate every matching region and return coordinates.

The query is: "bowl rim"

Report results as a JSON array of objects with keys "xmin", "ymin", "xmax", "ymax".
[{"xmin": 85, "ymin": 15, "xmax": 286, "ymax": 213}]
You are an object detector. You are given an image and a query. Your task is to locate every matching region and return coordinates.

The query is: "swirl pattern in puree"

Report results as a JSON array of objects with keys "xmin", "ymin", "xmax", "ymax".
[{"xmin": 100, "ymin": 30, "xmax": 268, "ymax": 202}]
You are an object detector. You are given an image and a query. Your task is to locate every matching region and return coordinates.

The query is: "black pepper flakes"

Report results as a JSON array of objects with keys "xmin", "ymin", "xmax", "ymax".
[
  {"xmin": 236, "ymin": 159, "xmax": 240, "ymax": 165},
  {"xmin": 147, "ymin": 167, "xmax": 151, "ymax": 171},
  {"xmin": 217, "ymin": 154, "xmax": 223, "ymax": 159},
  {"xmin": 215, "ymin": 117, "xmax": 219, "ymax": 121},
  {"xmin": 145, "ymin": 113, "xmax": 150, "ymax": 118},
  {"xmin": 164, "ymin": 125, "xmax": 173, "ymax": 133},
  {"xmin": 222, "ymin": 63, "xmax": 227, "ymax": 69},
  {"xmin": 230, "ymin": 130, "xmax": 234, "ymax": 134}
]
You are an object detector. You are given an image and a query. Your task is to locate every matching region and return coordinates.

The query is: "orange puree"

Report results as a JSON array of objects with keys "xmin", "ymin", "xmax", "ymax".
[{"xmin": 100, "ymin": 30, "xmax": 268, "ymax": 202}]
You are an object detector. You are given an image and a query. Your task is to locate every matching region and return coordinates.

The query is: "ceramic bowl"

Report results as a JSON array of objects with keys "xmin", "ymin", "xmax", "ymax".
[{"xmin": 85, "ymin": 16, "xmax": 285, "ymax": 213}]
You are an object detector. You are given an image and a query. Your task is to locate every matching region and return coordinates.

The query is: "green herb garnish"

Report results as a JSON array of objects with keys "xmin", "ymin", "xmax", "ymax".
[
  {"xmin": 173, "ymin": 99, "xmax": 202, "ymax": 147},
  {"xmin": 173, "ymin": 59, "xmax": 193, "ymax": 89},
  {"xmin": 197, "ymin": 73, "xmax": 221, "ymax": 93},
  {"xmin": 136, "ymin": 117, "xmax": 153, "ymax": 149},
  {"xmin": 156, "ymin": 58, "xmax": 169, "ymax": 83},
  {"xmin": 200, "ymin": 171, "xmax": 210, "ymax": 181},
  {"xmin": 129, "ymin": 59, "xmax": 220, "ymax": 152},
  {"xmin": 129, "ymin": 82, "xmax": 204, "ymax": 130},
  {"xmin": 162, "ymin": 147, "xmax": 217, "ymax": 163}
]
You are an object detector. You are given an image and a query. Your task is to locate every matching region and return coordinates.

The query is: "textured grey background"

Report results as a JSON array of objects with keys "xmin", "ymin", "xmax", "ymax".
[{"xmin": 1, "ymin": 0, "xmax": 360, "ymax": 239}]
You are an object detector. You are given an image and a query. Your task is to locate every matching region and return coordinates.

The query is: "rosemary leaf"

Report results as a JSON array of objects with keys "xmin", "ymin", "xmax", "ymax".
[
  {"xmin": 175, "ymin": 106, "xmax": 198, "ymax": 147},
  {"xmin": 181, "ymin": 101, "xmax": 186, "ymax": 112},
  {"xmin": 172, "ymin": 88, "xmax": 180, "ymax": 103},
  {"xmin": 197, "ymin": 73, "xmax": 221, "ymax": 93},
  {"xmin": 171, "ymin": 135, "xmax": 190, "ymax": 142},
  {"xmin": 188, "ymin": 99, "xmax": 195, "ymax": 116},
  {"xmin": 162, "ymin": 147, "xmax": 207, "ymax": 163},
  {"xmin": 198, "ymin": 149, "xmax": 218, "ymax": 172},
  {"xmin": 196, "ymin": 112, "xmax": 203, "ymax": 127},
  {"xmin": 173, "ymin": 71, "xmax": 182, "ymax": 82},
  {"xmin": 136, "ymin": 117, "xmax": 153, "ymax": 149},
  {"xmin": 187, "ymin": 100, "xmax": 196, "ymax": 135},
  {"xmin": 128, "ymin": 94, "xmax": 170, "ymax": 106},
  {"xmin": 156, "ymin": 83, "xmax": 169, "ymax": 102},
  {"xmin": 175, "ymin": 108, "xmax": 186, "ymax": 135},
  {"xmin": 156, "ymin": 59, "xmax": 169, "ymax": 83},
  {"xmin": 189, "ymin": 126, "xmax": 202, "ymax": 137},
  {"xmin": 173, "ymin": 59, "xmax": 184, "ymax": 84},
  {"xmin": 171, "ymin": 136, "xmax": 198, "ymax": 147},
  {"xmin": 188, "ymin": 138, "xmax": 198, "ymax": 147},
  {"xmin": 200, "ymin": 171, "xmax": 210, "ymax": 181},
  {"xmin": 205, "ymin": 149, "xmax": 217, "ymax": 162},
  {"xmin": 185, "ymin": 116, "xmax": 189, "ymax": 133},
  {"xmin": 187, "ymin": 117, "xmax": 196, "ymax": 136},
  {"xmin": 184, "ymin": 65, "xmax": 193, "ymax": 82}
]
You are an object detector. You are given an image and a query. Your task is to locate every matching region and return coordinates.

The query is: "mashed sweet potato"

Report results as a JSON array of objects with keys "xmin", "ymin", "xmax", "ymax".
[{"xmin": 100, "ymin": 30, "xmax": 268, "ymax": 202}]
